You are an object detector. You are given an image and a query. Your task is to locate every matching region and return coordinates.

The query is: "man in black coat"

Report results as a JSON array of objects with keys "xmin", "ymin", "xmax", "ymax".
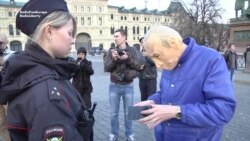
[
  {"xmin": 244, "ymin": 45, "xmax": 250, "ymax": 66},
  {"xmin": 137, "ymin": 37, "xmax": 157, "ymax": 101},
  {"xmin": 72, "ymin": 47, "xmax": 94, "ymax": 141},
  {"xmin": 72, "ymin": 47, "xmax": 94, "ymax": 109}
]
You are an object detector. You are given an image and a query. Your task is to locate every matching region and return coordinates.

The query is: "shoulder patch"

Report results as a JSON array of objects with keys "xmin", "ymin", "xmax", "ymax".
[
  {"xmin": 47, "ymin": 80, "xmax": 63, "ymax": 101},
  {"xmin": 43, "ymin": 125, "xmax": 65, "ymax": 141}
]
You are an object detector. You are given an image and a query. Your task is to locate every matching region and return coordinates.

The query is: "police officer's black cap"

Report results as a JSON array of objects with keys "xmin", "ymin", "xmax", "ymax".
[{"xmin": 16, "ymin": 0, "xmax": 69, "ymax": 36}]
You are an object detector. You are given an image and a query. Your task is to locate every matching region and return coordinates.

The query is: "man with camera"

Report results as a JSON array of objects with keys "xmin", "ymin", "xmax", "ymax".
[
  {"xmin": 104, "ymin": 29, "xmax": 143, "ymax": 141},
  {"xmin": 0, "ymin": 32, "xmax": 14, "ymax": 141},
  {"xmin": 72, "ymin": 47, "xmax": 94, "ymax": 109},
  {"xmin": 72, "ymin": 47, "xmax": 94, "ymax": 141}
]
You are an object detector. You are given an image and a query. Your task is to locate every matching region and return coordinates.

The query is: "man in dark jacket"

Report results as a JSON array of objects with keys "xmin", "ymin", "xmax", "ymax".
[
  {"xmin": 104, "ymin": 29, "xmax": 142, "ymax": 141},
  {"xmin": 0, "ymin": 32, "xmax": 14, "ymax": 141},
  {"xmin": 224, "ymin": 44, "xmax": 238, "ymax": 82},
  {"xmin": 244, "ymin": 45, "xmax": 250, "ymax": 67},
  {"xmin": 73, "ymin": 47, "xmax": 94, "ymax": 109},
  {"xmin": 138, "ymin": 37, "xmax": 157, "ymax": 101},
  {"xmin": 72, "ymin": 47, "xmax": 94, "ymax": 141}
]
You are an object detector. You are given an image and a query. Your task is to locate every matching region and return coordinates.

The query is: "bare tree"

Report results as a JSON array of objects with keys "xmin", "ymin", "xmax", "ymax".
[{"xmin": 170, "ymin": 0, "xmax": 226, "ymax": 49}]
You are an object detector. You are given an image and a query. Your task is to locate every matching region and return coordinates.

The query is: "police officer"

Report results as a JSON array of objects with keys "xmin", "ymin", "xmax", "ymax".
[{"xmin": 0, "ymin": 0, "xmax": 93, "ymax": 140}]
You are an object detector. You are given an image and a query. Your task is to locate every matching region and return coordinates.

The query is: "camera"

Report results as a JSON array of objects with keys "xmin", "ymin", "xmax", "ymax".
[
  {"xmin": 117, "ymin": 48, "xmax": 125, "ymax": 56},
  {"xmin": 0, "ymin": 49, "xmax": 5, "ymax": 57},
  {"xmin": 77, "ymin": 57, "xmax": 82, "ymax": 62}
]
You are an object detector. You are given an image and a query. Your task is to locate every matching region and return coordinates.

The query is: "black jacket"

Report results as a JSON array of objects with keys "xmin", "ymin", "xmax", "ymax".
[
  {"xmin": 138, "ymin": 55, "xmax": 157, "ymax": 80},
  {"xmin": 224, "ymin": 50, "xmax": 238, "ymax": 69},
  {"xmin": 0, "ymin": 74, "xmax": 1, "ymax": 83},
  {"xmin": 104, "ymin": 45, "xmax": 142, "ymax": 84},
  {"xmin": 72, "ymin": 58, "xmax": 94, "ymax": 94},
  {"xmin": 0, "ymin": 42, "xmax": 87, "ymax": 141}
]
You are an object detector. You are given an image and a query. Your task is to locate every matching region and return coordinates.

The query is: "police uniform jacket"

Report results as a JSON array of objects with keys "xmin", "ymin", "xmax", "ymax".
[{"xmin": 0, "ymin": 42, "xmax": 86, "ymax": 141}]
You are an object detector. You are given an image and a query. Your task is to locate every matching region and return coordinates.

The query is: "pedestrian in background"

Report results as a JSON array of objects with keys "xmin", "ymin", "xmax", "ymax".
[
  {"xmin": 104, "ymin": 29, "xmax": 142, "ymax": 141},
  {"xmin": 0, "ymin": 33, "xmax": 14, "ymax": 60},
  {"xmin": 244, "ymin": 44, "xmax": 250, "ymax": 67},
  {"xmin": 134, "ymin": 25, "xmax": 236, "ymax": 141},
  {"xmin": 73, "ymin": 47, "xmax": 94, "ymax": 109},
  {"xmin": 0, "ymin": 56, "xmax": 3, "ymax": 82},
  {"xmin": 0, "ymin": 32, "xmax": 13, "ymax": 141},
  {"xmin": 137, "ymin": 37, "xmax": 157, "ymax": 101},
  {"xmin": 72, "ymin": 47, "xmax": 94, "ymax": 141},
  {"xmin": 0, "ymin": 56, "xmax": 8, "ymax": 141},
  {"xmin": 224, "ymin": 44, "xmax": 238, "ymax": 82},
  {"xmin": 0, "ymin": 0, "xmax": 94, "ymax": 140}
]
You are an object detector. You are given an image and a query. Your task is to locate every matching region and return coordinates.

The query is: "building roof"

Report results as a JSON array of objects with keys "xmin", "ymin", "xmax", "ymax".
[
  {"xmin": 1, "ymin": 1, "xmax": 185, "ymax": 16},
  {"xmin": 0, "ymin": 0, "xmax": 24, "ymax": 8},
  {"xmin": 167, "ymin": 1, "xmax": 185, "ymax": 14},
  {"xmin": 108, "ymin": 1, "xmax": 184, "ymax": 16}
]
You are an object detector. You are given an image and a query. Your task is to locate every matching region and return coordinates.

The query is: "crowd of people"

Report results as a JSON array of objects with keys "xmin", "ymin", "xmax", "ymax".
[{"xmin": 0, "ymin": 0, "xmax": 239, "ymax": 141}]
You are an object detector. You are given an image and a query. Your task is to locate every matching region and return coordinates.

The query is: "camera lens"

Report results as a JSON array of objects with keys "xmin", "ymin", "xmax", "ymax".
[
  {"xmin": 118, "ymin": 51, "xmax": 124, "ymax": 56},
  {"xmin": 0, "ymin": 49, "xmax": 4, "ymax": 56},
  {"xmin": 117, "ymin": 49, "xmax": 125, "ymax": 56}
]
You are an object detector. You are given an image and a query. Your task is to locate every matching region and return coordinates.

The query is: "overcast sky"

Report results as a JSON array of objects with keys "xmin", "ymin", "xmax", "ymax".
[{"xmin": 4, "ymin": 0, "xmax": 238, "ymax": 23}]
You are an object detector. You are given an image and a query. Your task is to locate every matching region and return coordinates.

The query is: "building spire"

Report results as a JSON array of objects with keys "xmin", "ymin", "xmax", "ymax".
[
  {"xmin": 144, "ymin": 0, "xmax": 148, "ymax": 9},
  {"xmin": 10, "ymin": 0, "xmax": 16, "ymax": 5}
]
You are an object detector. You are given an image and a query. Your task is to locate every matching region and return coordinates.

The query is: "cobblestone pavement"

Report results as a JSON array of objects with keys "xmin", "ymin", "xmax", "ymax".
[{"xmin": 1, "ymin": 55, "xmax": 249, "ymax": 141}]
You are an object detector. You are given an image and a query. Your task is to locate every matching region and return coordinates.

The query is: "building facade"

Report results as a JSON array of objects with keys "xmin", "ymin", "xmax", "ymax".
[{"xmin": 0, "ymin": 0, "xmax": 183, "ymax": 52}]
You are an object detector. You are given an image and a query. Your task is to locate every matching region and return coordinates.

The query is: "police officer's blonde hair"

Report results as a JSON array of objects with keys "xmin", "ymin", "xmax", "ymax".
[
  {"xmin": 144, "ymin": 25, "xmax": 183, "ymax": 48},
  {"xmin": 30, "ymin": 11, "xmax": 77, "ymax": 42}
]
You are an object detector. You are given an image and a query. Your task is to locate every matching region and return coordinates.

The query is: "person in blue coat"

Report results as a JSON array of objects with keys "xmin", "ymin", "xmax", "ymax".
[{"xmin": 134, "ymin": 25, "xmax": 236, "ymax": 141}]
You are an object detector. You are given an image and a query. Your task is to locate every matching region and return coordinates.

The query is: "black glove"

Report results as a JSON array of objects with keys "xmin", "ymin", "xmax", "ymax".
[
  {"xmin": 76, "ymin": 103, "xmax": 97, "ymax": 141},
  {"xmin": 76, "ymin": 117, "xmax": 94, "ymax": 141}
]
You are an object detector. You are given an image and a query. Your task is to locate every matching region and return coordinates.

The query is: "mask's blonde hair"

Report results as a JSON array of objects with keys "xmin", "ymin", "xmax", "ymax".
[
  {"xmin": 144, "ymin": 25, "xmax": 183, "ymax": 48},
  {"xmin": 30, "ymin": 11, "xmax": 77, "ymax": 42}
]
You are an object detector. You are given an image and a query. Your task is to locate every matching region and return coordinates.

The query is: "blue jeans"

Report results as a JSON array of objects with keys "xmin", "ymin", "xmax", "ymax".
[
  {"xmin": 109, "ymin": 82, "xmax": 134, "ymax": 136},
  {"xmin": 228, "ymin": 68, "xmax": 235, "ymax": 82}
]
